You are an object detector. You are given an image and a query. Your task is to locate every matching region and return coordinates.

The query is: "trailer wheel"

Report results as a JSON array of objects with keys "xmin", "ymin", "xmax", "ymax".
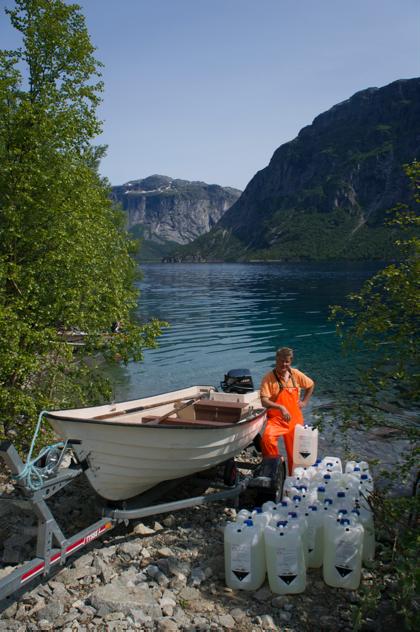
[
  {"xmin": 223, "ymin": 459, "xmax": 238, "ymax": 487},
  {"xmin": 254, "ymin": 456, "xmax": 285, "ymax": 504},
  {"xmin": 273, "ymin": 458, "xmax": 286, "ymax": 502}
]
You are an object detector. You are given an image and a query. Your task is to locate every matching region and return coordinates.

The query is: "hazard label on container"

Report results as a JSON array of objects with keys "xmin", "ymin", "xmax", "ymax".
[
  {"xmin": 231, "ymin": 543, "xmax": 250, "ymax": 580},
  {"xmin": 335, "ymin": 566, "xmax": 353, "ymax": 577},
  {"xmin": 334, "ymin": 539, "xmax": 356, "ymax": 577},
  {"xmin": 297, "ymin": 434, "xmax": 312, "ymax": 459},
  {"xmin": 279, "ymin": 574, "xmax": 297, "ymax": 584},
  {"xmin": 275, "ymin": 545, "xmax": 298, "ymax": 576}
]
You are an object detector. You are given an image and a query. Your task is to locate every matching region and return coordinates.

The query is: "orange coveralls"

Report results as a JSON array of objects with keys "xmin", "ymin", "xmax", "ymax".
[{"xmin": 260, "ymin": 368, "xmax": 314, "ymax": 475}]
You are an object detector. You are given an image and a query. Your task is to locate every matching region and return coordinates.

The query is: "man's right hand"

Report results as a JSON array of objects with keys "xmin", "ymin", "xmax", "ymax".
[{"xmin": 279, "ymin": 405, "xmax": 291, "ymax": 421}]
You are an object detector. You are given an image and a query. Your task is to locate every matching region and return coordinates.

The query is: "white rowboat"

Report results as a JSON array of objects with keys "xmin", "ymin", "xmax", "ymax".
[{"xmin": 46, "ymin": 385, "xmax": 266, "ymax": 501}]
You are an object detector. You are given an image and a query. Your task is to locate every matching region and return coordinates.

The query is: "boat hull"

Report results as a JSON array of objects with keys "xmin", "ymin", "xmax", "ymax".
[{"xmin": 47, "ymin": 386, "xmax": 266, "ymax": 501}]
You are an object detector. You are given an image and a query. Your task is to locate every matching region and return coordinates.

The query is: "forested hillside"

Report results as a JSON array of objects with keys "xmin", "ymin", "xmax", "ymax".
[{"xmin": 176, "ymin": 78, "xmax": 420, "ymax": 261}]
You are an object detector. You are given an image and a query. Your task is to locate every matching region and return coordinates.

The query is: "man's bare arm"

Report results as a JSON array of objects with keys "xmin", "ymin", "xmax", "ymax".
[
  {"xmin": 299, "ymin": 384, "xmax": 314, "ymax": 408},
  {"xmin": 261, "ymin": 396, "xmax": 291, "ymax": 421}
]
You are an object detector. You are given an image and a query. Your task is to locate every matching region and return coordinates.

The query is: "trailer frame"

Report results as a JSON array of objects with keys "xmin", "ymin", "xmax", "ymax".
[{"xmin": 0, "ymin": 441, "xmax": 281, "ymax": 609}]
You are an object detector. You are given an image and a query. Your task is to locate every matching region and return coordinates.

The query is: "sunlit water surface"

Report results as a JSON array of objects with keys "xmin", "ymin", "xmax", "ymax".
[
  {"xmin": 106, "ymin": 261, "xmax": 408, "ymax": 485},
  {"xmin": 112, "ymin": 262, "xmax": 380, "ymax": 402}
]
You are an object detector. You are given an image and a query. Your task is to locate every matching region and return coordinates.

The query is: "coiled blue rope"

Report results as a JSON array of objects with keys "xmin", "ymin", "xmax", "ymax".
[{"xmin": 13, "ymin": 410, "xmax": 67, "ymax": 491}]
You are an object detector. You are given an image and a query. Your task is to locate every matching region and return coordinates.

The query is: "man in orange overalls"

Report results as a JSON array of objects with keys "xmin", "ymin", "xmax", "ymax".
[{"xmin": 260, "ymin": 347, "xmax": 314, "ymax": 475}]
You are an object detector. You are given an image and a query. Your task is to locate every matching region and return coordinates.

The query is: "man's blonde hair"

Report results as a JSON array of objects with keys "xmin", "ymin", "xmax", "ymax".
[{"xmin": 276, "ymin": 347, "xmax": 293, "ymax": 359}]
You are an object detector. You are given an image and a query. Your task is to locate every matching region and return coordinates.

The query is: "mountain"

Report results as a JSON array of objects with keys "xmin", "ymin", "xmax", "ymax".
[
  {"xmin": 111, "ymin": 175, "xmax": 241, "ymax": 260},
  {"xmin": 175, "ymin": 78, "xmax": 420, "ymax": 262}
]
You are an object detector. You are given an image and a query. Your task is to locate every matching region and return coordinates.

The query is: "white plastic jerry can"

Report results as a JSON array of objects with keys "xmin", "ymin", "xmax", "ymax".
[
  {"xmin": 295, "ymin": 484, "xmax": 318, "ymax": 506},
  {"xmin": 316, "ymin": 485, "xmax": 327, "ymax": 504},
  {"xmin": 224, "ymin": 519, "xmax": 266, "ymax": 590},
  {"xmin": 304, "ymin": 504, "xmax": 324, "ymax": 568},
  {"xmin": 236, "ymin": 508, "xmax": 252, "ymax": 523},
  {"xmin": 292, "ymin": 465, "xmax": 312, "ymax": 480},
  {"xmin": 287, "ymin": 511, "xmax": 309, "ymax": 566},
  {"xmin": 305, "ymin": 462, "xmax": 322, "ymax": 480},
  {"xmin": 323, "ymin": 518, "xmax": 364, "ymax": 590},
  {"xmin": 290, "ymin": 494, "xmax": 303, "ymax": 512},
  {"xmin": 270, "ymin": 498, "xmax": 293, "ymax": 523},
  {"xmin": 340, "ymin": 472, "xmax": 362, "ymax": 499},
  {"xmin": 334, "ymin": 491, "xmax": 355, "ymax": 514},
  {"xmin": 359, "ymin": 473, "xmax": 374, "ymax": 497},
  {"xmin": 352, "ymin": 506, "xmax": 376, "ymax": 562},
  {"xmin": 329, "ymin": 470, "xmax": 345, "ymax": 487},
  {"xmin": 293, "ymin": 424, "xmax": 318, "ymax": 467},
  {"xmin": 262, "ymin": 500, "xmax": 277, "ymax": 514},
  {"xmin": 251, "ymin": 507, "xmax": 271, "ymax": 531},
  {"xmin": 319, "ymin": 473, "xmax": 334, "ymax": 492},
  {"xmin": 264, "ymin": 521, "xmax": 306, "ymax": 594},
  {"xmin": 321, "ymin": 456, "xmax": 342, "ymax": 473},
  {"xmin": 322, "ymin": 499, "xmax": 340, "ymax": 545},
  {"xmin": 323, "ymin": 508, "xmax": 351, "ymax": 551},
  {"xmin": 283, "ymin": 475, "xmax": 303, "ymax": 497},
  {"xmin": 321, "ymin": 497, "xmax": 335, "ymax": 526},
  {"xmin": 345, "ymin": 460, "xmax": 370, "ymax": 475}
]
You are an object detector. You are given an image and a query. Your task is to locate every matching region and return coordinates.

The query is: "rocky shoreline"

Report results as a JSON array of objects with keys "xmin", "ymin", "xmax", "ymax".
[{"xmin": 0, "ymin": 443, "xmax": 399, "ymax": 632}]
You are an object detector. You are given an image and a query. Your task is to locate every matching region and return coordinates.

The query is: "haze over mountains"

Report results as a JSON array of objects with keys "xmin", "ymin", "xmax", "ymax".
[{"xmin": 113, "ymin": 78, "xmax": 420, "ymax": 262}]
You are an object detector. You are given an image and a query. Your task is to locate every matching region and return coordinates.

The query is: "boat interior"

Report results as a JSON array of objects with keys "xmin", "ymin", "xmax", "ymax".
[{"xmin": 93, "ymin": 391, "xmax": 261, "ymax": 428}]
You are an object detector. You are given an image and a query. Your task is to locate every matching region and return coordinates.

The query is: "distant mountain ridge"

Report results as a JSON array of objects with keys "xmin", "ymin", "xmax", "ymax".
[
  {"xmin": 111, "ymin": 175, "xmax": 241, "ymax": 259},
  {"xmin": 175, "ymin": 78, "xmax": 420, "ymax": 261}
]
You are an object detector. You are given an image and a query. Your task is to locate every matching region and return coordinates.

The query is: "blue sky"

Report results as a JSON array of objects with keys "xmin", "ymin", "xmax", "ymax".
[{"xmin": 2, "ymin": 0, "xmax": 419, "ymax": 189}]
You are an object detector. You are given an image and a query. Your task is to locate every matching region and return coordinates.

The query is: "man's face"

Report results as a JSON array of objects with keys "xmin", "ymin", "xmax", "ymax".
[{"xmin": 276, "ymin": 354, "xmax": 293, "ymax": 374}]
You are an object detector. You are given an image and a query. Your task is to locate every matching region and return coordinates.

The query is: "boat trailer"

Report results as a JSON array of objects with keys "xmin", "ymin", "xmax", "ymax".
[{"xmin": 0, "ymin": 440, "xmax": 284, "ymax": 608}]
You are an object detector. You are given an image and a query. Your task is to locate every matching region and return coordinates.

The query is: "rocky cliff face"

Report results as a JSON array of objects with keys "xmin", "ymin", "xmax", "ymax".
[
  {"xmin": 180, "ymin": 78, "xmax": 420, "ymax": 261},
  {"xmin": 111, "ymin": 175, "xmax": 241, "ymax": 246}
]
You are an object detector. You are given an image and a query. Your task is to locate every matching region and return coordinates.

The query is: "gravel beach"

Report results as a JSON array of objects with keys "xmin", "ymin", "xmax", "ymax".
[{"xmin": 0, "ymin": 440, "xmax": 399, "ymax": 632}]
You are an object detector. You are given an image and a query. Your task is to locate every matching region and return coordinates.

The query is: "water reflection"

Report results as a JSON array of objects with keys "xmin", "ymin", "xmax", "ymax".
[{"xmin": 112, "ymin": 262, "xmax": 378, "ymax": 402}]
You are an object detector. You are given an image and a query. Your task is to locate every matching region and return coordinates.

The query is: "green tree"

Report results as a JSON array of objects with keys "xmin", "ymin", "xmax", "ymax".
[
  {"xmin": 331, "ymin": 161, "xmax": 419, "ymax": 630},
  {"xmin": 332, "ymin": 161, "xmax": 419, "ymax": 414},
  {"xmin": 0, "ymin": 0, "xmax": 164, "ymax": 447}
]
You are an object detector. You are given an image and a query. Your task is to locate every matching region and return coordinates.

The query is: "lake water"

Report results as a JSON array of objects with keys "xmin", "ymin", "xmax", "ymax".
[
  {"xmin": 110, "ymin": 261, "xmax": 411, "ymax": 478},
  {"xmin": 113, "ymin": 261, "xmax": 379, "ymax": 405}
]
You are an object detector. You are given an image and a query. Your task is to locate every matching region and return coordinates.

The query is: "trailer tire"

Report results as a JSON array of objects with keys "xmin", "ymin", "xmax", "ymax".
[{"xmin": 223, "ymin": 459, "xmax": 238, "ymax": 487}]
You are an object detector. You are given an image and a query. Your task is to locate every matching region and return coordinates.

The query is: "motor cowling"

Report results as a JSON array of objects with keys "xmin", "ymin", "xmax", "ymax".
[{"xmin": 220, "ymin": 368, "xmax": 254, "ymax": 394}]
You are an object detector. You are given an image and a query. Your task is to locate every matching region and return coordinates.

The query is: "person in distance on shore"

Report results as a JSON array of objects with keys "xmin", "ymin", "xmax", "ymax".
[{"xmin": 260, "ymin": 347, "xmax": 314, "ymax": 475}]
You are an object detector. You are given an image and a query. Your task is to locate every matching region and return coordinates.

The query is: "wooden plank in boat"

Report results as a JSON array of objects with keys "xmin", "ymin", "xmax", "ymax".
[
  {"xmin": 194, "ymin": 400, "xmax": 249, "ymax": 408},
  {"xmin": 142, "ymin": 415, "xmax": 233, "ymax": 428},
  {"xmin": 194, "ymin": 400, "xmax": 248, "ymax": 423},
  {"xmin": 93, "ymin": 396, "xmax": 192, "ymax": 420}
]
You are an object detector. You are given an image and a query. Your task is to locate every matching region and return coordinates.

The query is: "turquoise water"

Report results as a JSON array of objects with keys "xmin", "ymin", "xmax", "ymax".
[
  {"xmin": 112, "ymin": 262, "xmax": 379, "ymax": 406},
  {"xmin": 108, "ymin": 261, "xmax": 411, "ymax": 483}
]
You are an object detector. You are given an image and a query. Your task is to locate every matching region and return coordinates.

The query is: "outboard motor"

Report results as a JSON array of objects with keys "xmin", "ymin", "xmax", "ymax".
[{"xmin": 220, "ymin": 369, "xmax": 254, "ymax": 394}]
